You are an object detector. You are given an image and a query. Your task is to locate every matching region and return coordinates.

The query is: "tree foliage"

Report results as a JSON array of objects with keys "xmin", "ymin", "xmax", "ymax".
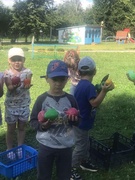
[
  {"xmin": 93, "ymin": 0, "xmax": 135, "ymax": 37},
  {"xmin": 1, "ymin": 0, "xmax": 135, "ymax": 41},
  {"xmin": 0, "ymin": 1, "xmax": 11, "ymax": 38},
  {"xmin": 54, "ymin": 0, "xmax": 84, "ymax": 28},
  {"xmin": 10, "ymin": 0, "xmax": 55, "ymax": 42}
]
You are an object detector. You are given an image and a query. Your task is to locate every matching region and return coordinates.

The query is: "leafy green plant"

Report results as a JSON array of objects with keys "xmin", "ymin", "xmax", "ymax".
[
  {"xmin": 47, "ymin": 48, "xmax": 54, "ymax": 51},
  {"xmin": 57, "ymin": 48, "xmax": 65, "ymax": 52}
]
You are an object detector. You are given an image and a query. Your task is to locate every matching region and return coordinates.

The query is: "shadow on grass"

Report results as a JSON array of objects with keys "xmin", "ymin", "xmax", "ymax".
[{"xmin": 91, "ymin": 93, "xmax": 135, "ymax": 139}]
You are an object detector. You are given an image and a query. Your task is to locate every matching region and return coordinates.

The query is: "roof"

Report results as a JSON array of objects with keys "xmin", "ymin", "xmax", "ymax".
[
  {"xmin": 116, "ymin": 31, "xmax": 128, "ymax": 40},
  {"xmin": 57, "ymin": 25, "xmax": 101, "ymax": 30}
]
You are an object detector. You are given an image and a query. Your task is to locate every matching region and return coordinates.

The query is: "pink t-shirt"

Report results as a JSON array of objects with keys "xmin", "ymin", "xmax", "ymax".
[{"xmin": 68, "ymin": 68, "xmax": 80, "ymax": 86}]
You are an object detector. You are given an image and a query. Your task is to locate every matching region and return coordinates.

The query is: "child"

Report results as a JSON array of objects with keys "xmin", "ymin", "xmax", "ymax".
[
  {"xmin": 30, "ymin": 60, "xmax": 80, "ymax": 180},
  {"xmin": 64, "ymin": 49, "xmax": 80, "ymax": 95},
  {"xmin": 4, "ymin": 47, "xmax": 32, "ymax": 150},
  {"xmin": 0, "ymin": 72, "xmax": 4, "ymax": 125},
  {"xmin": 71, "ymin": 57, "xmax": 114, "ymax": 180}
]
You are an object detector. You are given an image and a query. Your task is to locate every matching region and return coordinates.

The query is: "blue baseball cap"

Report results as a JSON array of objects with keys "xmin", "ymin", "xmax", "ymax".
[{"xmin": 46, "ymin": 60, "xmax": 69, "ymax": 78}]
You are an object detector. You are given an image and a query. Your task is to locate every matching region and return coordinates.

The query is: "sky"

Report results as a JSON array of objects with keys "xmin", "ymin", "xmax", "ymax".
[{"xmin": 1, "ymin": 0, "xmax": 93, "ymax": 9}]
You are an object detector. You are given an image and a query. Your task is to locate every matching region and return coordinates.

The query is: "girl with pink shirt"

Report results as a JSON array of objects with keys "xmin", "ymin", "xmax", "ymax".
[{"xmin": 64, "ymin": 49, "xmax": 80, "ymax": 95}]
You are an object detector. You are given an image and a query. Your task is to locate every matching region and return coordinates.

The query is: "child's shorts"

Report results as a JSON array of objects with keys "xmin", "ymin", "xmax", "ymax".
[{"xmin": 5, "ymin": 106, "xmax": 30, "ymax": 124}]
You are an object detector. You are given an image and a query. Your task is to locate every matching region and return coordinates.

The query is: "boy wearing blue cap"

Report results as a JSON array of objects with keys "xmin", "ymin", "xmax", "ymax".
[
  {"xmin": 30, "ymin": 60, "xmax": 80, "ymax": 180},
  {"xmin": 71, "ymin": 57, "xmax": 114, "ymax": 180}
]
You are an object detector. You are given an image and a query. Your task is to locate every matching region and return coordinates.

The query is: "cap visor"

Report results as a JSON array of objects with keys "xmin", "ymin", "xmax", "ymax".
[{"xmin": 47, "ymin": 71, "xmax": 68, "ymax": 78}]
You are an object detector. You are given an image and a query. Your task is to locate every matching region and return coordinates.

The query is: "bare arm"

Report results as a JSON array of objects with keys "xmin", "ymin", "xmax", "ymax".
[{"xmin": 90, "ymin": 82, "xmax": 114, "ymax": 107}]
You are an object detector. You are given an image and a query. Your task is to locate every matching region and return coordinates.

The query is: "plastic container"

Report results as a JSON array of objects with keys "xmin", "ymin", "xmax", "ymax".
[
  {"xmin": 89, "ymin": 132, "xmax": 135, "ymax": 170},
  {"xmin": 0, "ymin": 144, "xmax": 37, "ymax": 178}
]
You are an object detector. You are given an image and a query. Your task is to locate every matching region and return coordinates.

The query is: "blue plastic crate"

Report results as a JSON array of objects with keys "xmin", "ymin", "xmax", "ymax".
[{"xmin": 0, "ymin": 144, "xmax": 38, "ymax": 178}]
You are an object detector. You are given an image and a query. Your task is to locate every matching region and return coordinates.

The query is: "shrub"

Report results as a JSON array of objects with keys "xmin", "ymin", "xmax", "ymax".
[
  {"xmin": 47, "ymin": 48, "xmax": 54, "ymax": 51},
  {"xmin": 57, "ymin": 48, "xmax": 65, "ymax": 52}
]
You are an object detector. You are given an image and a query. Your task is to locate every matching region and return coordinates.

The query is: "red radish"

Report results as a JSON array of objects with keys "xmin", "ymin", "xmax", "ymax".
[
  {"xmin": 11, "ymin": 76, "xmax": 20, "ymax": 85},
  {"xmin": 65, "ymin": 108, "xmax": 79, "ymax": 116},
  {"xmin": 24, "ymin": 75, "xmax": 31, "ymax": 86},
  {"xmin": 38, "ymin": 110, "xmax": 46, "ymax": 122},
  {"xmin": 24, "ymin": 78, "xmax": 31, "ymax": 85}
]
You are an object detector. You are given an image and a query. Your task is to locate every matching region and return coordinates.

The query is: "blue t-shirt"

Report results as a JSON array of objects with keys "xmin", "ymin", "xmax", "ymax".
[{"xmin": 74, "ymin": 79, "xmax": 97, "ymax": 130}]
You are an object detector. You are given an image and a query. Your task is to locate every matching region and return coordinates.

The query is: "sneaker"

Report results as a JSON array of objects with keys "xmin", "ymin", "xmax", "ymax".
[
  {"xmin": 80, "ymin": 160, "xmax": 98, "ymax": 172},
  {"xmin": 70, "ymin": 168, "xmax": 82, "ymax": 180}
]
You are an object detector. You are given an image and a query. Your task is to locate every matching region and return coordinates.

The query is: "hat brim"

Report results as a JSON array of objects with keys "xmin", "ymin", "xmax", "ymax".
[
  {"xmin": 48, "ymin": 72, "xmax": 69, "ymax": 78},
  {"xmin": 40, "ymin": 73, "xmax": 69, "ymax": 78}
]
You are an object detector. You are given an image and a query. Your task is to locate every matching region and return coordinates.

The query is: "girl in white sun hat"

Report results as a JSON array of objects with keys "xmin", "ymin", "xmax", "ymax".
[{"xmin": 4, "ymin": 47, "xmax": 32, "ymax": 151}]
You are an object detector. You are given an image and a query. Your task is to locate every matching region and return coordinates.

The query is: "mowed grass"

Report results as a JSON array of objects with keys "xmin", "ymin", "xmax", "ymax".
[{"xmin": 0, "ymin": 42, "xmax": 135, "ymax": 179}]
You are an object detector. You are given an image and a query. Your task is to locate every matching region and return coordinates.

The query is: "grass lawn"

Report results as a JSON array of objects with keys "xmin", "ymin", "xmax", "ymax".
[{"xmin": 0, "ymin": 42, "xmax": 135, "ymax": 179}]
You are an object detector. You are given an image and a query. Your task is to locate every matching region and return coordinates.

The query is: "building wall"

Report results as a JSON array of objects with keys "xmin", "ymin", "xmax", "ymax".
[
  {"xmin": 85, "ymin": 27, "xmax": 101, "ymax": 44},
  {"xmin": 58, "ymin": 26, "xmax": 101, "ymax": 44},
  {"xmin": 58, "ymin": 27, "xmax": 85, "ymax": 44}
]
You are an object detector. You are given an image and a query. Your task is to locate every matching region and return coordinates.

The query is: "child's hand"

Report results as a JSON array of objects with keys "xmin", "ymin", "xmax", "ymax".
[
  {"xmin": 65, "ymin": 108, "xmax": 79, "ymax": 122},
  {"xmin": 23, "ymin": 84, "xmax": 33, "ymax": 89},
  {"xmin": 101, "ymin": 82, "xmax": 114, "ymax": 92},
  {"xmin": 13, "ymin": 83, "xmax": 21, "ymax": 89},
  {"xmin": 11, "ymin": 76, "xmax": 21, "ymax": 87},
  {"xmin": 67, "ymin": 114, "xmax": 79, "ymax": 122},
  {"xmin": 5, "ymin": 77, "xmax": 21, "ymax": 90},
  {"xmin": 23, "ymin": 76, "xmax": 32, "ymax": 89},
  {"xmin": 41, "ymin": 120, "xmax": 53, "ymax": 130}
]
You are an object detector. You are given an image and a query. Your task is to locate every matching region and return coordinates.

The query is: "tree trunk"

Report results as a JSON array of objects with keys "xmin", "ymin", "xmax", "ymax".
[{"xmin": 25, "ymin": 36, "xmax": 27, "ymax": 43}]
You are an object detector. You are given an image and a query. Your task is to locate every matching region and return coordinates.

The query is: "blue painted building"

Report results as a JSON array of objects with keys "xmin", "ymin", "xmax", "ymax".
[{"xmin": 57, "ymin": 25, "xmax": 101, "ymax": 45}]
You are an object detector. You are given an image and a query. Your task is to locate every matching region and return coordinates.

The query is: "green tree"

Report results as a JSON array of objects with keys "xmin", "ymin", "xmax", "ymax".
[
  {"xmin": 10, "ymin": 1, "xmax": 30, "ymax": 42},
  {"xmin": 92, "ymin": 0, "xmax": 135, "ymax": 38},
  {"xmin": 11, "ymin": 0, "xmax": 55, "ymax": 42},
  {"xmin": 83, "ymin": 7, "xmax": 95, "ymax": 25},
  {"xmin": 0, "ymin": 2, "xmax": 11, "ymax": 40},
  {"xmin": 55, "ymin": 0, "xmax": 84, "ymax": 28}
]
